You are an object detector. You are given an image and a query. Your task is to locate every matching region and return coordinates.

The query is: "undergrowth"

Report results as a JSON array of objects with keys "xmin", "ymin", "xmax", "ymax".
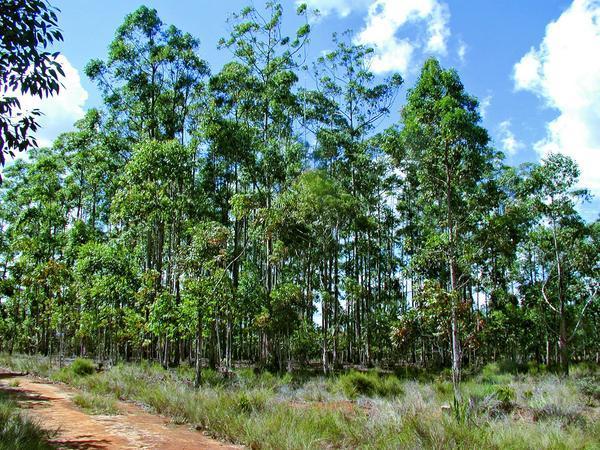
[
  {"xmin": 72, "ymin": 392, "xmax": 120, "ymax": 415},
  {"xmin": 0, "ymin": 391, "xmax": 53, "ymax": 450},
  {"xmin": 1, "ymin": 354, "xmax": 598, "ymax": 449}
]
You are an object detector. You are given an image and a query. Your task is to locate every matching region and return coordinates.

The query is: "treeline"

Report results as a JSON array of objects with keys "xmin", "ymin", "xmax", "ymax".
[{"xmin": 0, "ymin": 3, "xmax": 598, "ymax": 385}]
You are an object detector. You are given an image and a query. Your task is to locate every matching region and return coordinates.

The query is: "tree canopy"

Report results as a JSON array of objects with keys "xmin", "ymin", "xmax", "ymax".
[{"xmin": 0, "ymin": 3, "xmax": 597, "ymax": 383}]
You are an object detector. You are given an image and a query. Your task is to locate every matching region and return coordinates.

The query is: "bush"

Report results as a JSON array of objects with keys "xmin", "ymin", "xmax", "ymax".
[
  {"xmin": 336, "ymin": 370, "xmax": 403, "ymax": 399},
  {"xmin": 494, "ymin": 385, "xmax": 516, "ymax": 405},
  {"xmin": 479, "ymin": 363, "xmax": 512, "ymax": 385},
  {"xmin": 578, "ymin": 377, "xmax": 600, "ymax": 402},
  {"xmin": 236, "ymin": 390, "xmax": 268, "ymax": 413},
  {"xmin": 71, "ymin": 358, "xmax": 95, "ymax": 376}
]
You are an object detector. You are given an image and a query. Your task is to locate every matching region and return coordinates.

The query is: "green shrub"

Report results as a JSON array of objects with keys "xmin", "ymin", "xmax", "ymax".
[
  {"xmin": 336, "ymin": 370, "xmax": 403, "ymax": 399},
  {"xmin": 526, "ymin": 361, "xmax": 547, "ymax": 375},
  {"xmin": 201, "ymin": 368, "xmax": 225, "ymax": 387},
  {"xmin": 494, "ymin": 385, "xmax": 516, "ymax": 405},
  {"xmin": 479, "ymin": 362, "xmax": 512, "ymax": 385},
  {"xmin": 434, "ymin": 381, "xmax": 453, "ymax": 396},
  {"xmin": 578, "ymin": 377, "xmax": 600, "ymax": 402},
  {"xmin": 71, "ymin": 358, "xmax": 95, "ymax": 376},
  {"xmin": 236, "ymin": 390, "xmax": 268, "ymax": 413}
]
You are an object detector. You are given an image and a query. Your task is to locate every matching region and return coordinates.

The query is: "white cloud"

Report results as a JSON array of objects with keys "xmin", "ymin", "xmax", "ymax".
[
  {"xmin": 300, "ymin": 0, "xmax": 371, "ymax": 18},
  {"xmin": 457, "ymin": 39, "xmax": 467, "ymax": 63},
  {"xmin": 7, "ymin": 55, "xmax": 88, "ymax": 152},
  {"xmin": 355, "ymin": 0, "xmax": 450, "ymax": 74},
  {"xmin": 498, "ymin": 120, "xmax": 524, "ymax": 156},
  {"xmin": 301, "ymin": 0, "xmax": 451, "ymax": 75},
  {"xmin": 513, "ymin": 0, "xmax": 600, "ymax": 196},
  {"xmin": 480, "ymin": 95, "xmax": 492, "ymax": 120}
]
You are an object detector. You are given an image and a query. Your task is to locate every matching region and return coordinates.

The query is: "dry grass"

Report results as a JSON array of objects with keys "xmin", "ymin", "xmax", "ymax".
[{"xmin": 2, "ymin": 354, "xmax": 598, "ymax": 449}]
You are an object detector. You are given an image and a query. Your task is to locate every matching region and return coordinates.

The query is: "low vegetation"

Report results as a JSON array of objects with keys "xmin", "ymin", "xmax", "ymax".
[
  {"xmin": 1, "ymin": 354, "xmax": 598, "ymax": 449},
  {"xmin": 72, "ymin": 391, "xmax": 120, "ymax": 415},
  {"xmin": 0, "ymin": 391, "xmax": 53, "ymax": 450}
]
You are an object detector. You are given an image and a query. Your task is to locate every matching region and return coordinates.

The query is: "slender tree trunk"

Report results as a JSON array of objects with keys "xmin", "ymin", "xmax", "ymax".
[{"xmin": 194, "ymin": 309, "xmax": 203, "ymax": 388}]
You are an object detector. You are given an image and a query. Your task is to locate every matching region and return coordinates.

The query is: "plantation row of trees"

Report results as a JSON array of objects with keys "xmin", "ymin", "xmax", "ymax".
[{"xmin": 0, "ymin": 3, "xmax": 598, "ymax": 385}]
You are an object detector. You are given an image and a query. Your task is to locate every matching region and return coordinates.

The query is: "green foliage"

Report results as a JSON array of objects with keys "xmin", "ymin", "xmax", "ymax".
[
  {"xmin": 451, "ymin": 394, "xmax": 470, "ymax": 424},
  {"xmin": 494, "ymin": 385, "xmax": 516, "ymax": 405},
  {"xmin": 0, "ymin": 0, "xmax": 64, "ymax": 167},
  {"xmin": 73, "ymin": 392, "xmax": 120, "ymax": 415},
  {"xmin": 0, "ymin": 8, "xmax": 598, "ymax": 449},
  {"xmin": 0, "ymin": 392, "xmax": 53, "ymax": 449},
  {"xmin": 335, "ymin": 370, "xmax": 403, "ymax": 399},
  {"xmin": 236, "ymin": 390, "xmax": 268, "ymax": 414},
  {"xmin": 70, "ymin": 358, "xmax": 95, "ymax": 376}
]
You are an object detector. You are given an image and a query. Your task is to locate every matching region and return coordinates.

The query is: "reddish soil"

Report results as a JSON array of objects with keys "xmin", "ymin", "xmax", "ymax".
[{"xmin": 0, "ymin": 372, "xmax": 240, "ymax": 450}]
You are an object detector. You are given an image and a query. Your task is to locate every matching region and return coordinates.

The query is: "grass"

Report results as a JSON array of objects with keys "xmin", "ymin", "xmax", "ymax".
[
  {"xmin": 334, "ymin": 370, "xmax": 404, "ymax": 399},
  {"xmin": 0, "ymin": 391, "xmax": 53, "ymax": 450},
  {"xmin": 1, "ymin": 354, "xmax": 599, "ymax": 449},
  {"xmin": 72, "ymin": 392, "xmax": 120, "ymax": 415}
]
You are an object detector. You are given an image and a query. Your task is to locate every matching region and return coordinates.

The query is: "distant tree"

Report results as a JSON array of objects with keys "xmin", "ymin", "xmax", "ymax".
[
  {"xmin": 0, "ymin": 0, "xmax": 64, "ymax": 170},
  {"xmin": 522, "ymin": 154, "xmax": 599, "ymax": 375}
]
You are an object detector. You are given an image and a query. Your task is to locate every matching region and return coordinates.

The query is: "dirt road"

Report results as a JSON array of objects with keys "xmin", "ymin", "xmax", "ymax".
[{"xmin": 0, "ymin": 372, "xmax": 240, "ymax": 450}]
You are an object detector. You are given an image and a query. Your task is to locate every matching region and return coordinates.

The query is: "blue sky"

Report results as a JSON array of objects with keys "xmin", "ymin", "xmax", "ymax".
[{"xmin": 19, "ymin": 0, "xmax": 600, "ymax": 219}]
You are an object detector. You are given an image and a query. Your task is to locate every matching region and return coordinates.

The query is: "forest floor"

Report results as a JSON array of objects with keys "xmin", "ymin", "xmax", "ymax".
[{"xmin": 0, "ymin": 369, "xmax": 238, "ymax": 449}]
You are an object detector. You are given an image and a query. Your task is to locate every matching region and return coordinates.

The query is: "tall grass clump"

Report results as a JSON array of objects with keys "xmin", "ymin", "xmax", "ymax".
[
  {"xmin": 0, "ymin": 393, "xmax": 53, "ymax": 450},
  {"xmin": 334, "ymin": 370, "xmax": 403, "ymax": 399},
  {"xmin": 72, "ymin": 392, "xmax": 120, "ymax": 415},
  {"xmin": 70, "ymin": 358, "xmax": 95, "ymax": 376}
]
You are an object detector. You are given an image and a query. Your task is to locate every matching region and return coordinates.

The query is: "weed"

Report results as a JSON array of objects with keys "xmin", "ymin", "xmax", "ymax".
[
  {"xmin": 73, "ymin": 392, "xmax": 120, "ymax": 415},
  {"xmin": 494, "ymin": 385, "xmax": 516, "ymax": 406},
  {"xmin": 0, "ymin": 392, "xmax": 53, "ymax": 449}
]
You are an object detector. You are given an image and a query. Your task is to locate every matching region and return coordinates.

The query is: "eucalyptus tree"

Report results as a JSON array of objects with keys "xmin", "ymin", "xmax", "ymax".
[
  {"xmin": 55, "ymin": 109, "xmax": 124, "ymax": 231},
  {"xmin": 85, "ymin": 5, "xmax": 209, "ymax": 144},
  {"xmin": 520, "ymin": 154, "xmax": 598, "ymax": 374},
  {"xmin": 111, "ymin": 139, "xmax": 200, "ymax": 365},
  {"xmin": 396, "ymin": 58, "xmax": 498, "ymax": 385},
  {"xmin": 277, "ymin": 170, "xmax": 354, "ymax": 371},
  {"xmin": 217, "ymin": 1, "xmax": 310, "ymax": 299},
  {"xmin": 179, "ymin": 221, "xmax": 230, "ymax": 386},
  {"xmin": 305, "ymin": 33, "xmax": 402, "ymax": 366},
  {"xmin": 74, "ymin": 242, "xmax": 139, "ymax": 361},
  {"xmin": 0, "ymin": 148, "xmax": 71, "ymax": 354}
]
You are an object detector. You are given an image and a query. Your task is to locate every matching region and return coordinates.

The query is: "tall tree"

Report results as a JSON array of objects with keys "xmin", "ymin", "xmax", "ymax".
[
  {"xmin": 396, "ymin": 58, "xmax": 497, "ymax": 386},
  {"xmin": 523, "ymin": 153, "xmax": 598, "ymax": 374},
  {"xmin": 85, "ymin": 5, "xmax": 209, "ymax": 144}
]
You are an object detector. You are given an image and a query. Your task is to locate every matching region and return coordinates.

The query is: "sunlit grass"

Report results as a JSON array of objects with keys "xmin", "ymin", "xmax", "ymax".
[
  {"xmin": 72, "ymin": 391, "xmax": 120, "ymax": 415},
  {"xmin": 1, "ymin": 354, "xmax": 598, "ymax": 449},
  {"xmin": 0, "ymin": 391, "xmax": 53, "ymax": 450}
]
